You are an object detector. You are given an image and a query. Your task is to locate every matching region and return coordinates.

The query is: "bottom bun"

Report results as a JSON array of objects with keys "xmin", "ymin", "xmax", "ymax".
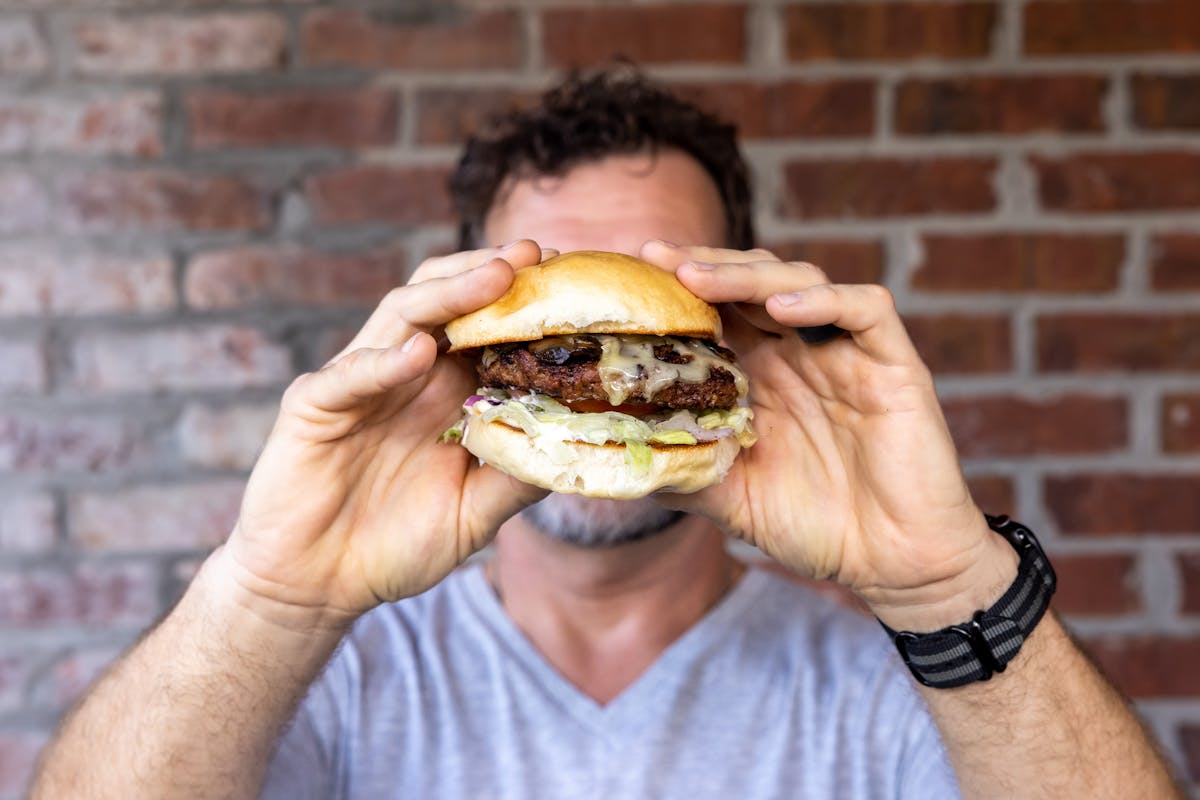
[{"xmin": 462, "ymin": 418, "xmax": 741, "ymax": 499}]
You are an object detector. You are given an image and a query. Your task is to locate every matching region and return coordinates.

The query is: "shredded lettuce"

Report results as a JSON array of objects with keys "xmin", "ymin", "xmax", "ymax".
[
  {"xmin": 625, "ymin": 439, "xmax": 653, "ymax": 472},
  {"xmin": 647, "ymin": 429, "xmax": 698, "ymax": 445},
  {"xmin": 457, "ymin": 389, "xmax": 755, "ymax": 472},
  {"xmin": 437, "ymin": 419, "xmax": 464, "ymax": 443}
]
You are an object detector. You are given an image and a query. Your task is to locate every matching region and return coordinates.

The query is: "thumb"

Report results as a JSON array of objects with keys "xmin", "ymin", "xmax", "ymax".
[{"xmin": 461, "ymin": 463, "xmax": 550, "ymax": 545}]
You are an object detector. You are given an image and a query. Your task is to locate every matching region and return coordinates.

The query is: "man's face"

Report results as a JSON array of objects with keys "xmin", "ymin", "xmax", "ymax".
[{"xmin": 482, "ymin": 149, "xmax": 729, "ymax": 547}]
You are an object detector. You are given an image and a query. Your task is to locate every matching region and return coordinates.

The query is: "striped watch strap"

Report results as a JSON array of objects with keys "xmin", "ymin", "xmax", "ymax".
[{"xmin": 879, "ymin": 515, "xmax": 1057, "ymax": 689}]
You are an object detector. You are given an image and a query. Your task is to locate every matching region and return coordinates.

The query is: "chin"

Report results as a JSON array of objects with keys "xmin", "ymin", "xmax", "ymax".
[{"xmin": 519, "ymin": 494, "xmax": 685, "ymax": 548}]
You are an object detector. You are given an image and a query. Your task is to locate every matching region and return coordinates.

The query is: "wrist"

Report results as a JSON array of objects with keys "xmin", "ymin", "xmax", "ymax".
[
  {"xmin": 192, "ymin": 546, "xmax": 355, "ymax": 664},
  {"xmin": 866, "ymin": 516, "xmax": 1020, "ymax": 633}
]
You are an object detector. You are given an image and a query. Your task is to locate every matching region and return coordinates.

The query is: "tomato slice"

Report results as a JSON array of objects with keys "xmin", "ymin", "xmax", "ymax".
[{"xmin": 564, "ymin": 399, "xmax": 663, "ymax": 416}]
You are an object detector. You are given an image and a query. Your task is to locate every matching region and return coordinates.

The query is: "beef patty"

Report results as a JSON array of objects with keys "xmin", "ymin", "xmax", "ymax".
[{"xmin": 477, "ymin": 338, "xmax": 740, "ymax": 410}]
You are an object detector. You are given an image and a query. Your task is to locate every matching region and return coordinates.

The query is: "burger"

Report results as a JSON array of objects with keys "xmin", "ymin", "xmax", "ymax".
[{"xmin": 441, "ymin": 250, "xmax": 756, "ymax": 499}]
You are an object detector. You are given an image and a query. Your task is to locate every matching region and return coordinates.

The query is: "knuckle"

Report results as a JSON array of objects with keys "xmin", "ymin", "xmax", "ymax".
[
  {"xmin": 865, "ymin": 284, "xmax": 896, "ymax": 309},
  {"xmin": 382, "ymin": 285, "xmax": 409, "ymax": 310},
  {"xmin": 280, "ymin": 372, "xmax": 315, "ymax": 413}
]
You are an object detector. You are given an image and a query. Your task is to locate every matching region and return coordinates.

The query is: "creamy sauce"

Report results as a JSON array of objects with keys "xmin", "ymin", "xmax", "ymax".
[{"xmin": 596, "ymin": 335, "xmax": 748, "ymax": 405}]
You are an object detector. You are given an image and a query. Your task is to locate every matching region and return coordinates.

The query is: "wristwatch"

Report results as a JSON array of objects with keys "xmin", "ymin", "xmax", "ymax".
[{"xmin": 878, "ymin": 514, "xmax": 1057, "ymax": 689}]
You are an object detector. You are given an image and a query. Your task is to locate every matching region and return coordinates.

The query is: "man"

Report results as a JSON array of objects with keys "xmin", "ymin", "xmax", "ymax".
[{"xmin": 31, "ymin": 69, "xmax": 1180, "ymax": 799}]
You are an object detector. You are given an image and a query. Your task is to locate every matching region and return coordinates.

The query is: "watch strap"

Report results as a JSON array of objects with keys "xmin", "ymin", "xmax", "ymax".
[{"xmin": 879, "ymin": 515, "xmax": 1057, "ymax": 689}]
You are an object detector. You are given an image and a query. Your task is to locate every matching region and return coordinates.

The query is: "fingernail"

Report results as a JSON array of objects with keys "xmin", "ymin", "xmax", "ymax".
[
  {"xmin": 401, "ymin": 333, "xmax": 421, "ymax": 352},
  {"xmin": 688, "ymin": 261, "xmax": 716, "ymax": 271},
  {"xmin": 657, "ymin": 240, "xmax": 678, "ymax": 248},
  {"xmin": 501, "ymin": 239, "xmax": 524, "ymax": 250},
  {"xmin": 773, "ymin": 292, "xmax": 803, "ymax": 306}
]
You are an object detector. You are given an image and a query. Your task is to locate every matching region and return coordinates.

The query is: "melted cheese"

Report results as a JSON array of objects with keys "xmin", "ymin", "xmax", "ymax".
[{"xmin": 596, "ymin": 335, "xmax": 748, "ymax": 405}]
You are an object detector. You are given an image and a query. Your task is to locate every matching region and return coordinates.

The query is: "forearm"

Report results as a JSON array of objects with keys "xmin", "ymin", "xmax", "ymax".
[
  {"xmin": 30, "ymin": 546, "xmax": 350, "ymax": 800},
  {"xmin": 920, "ymin": 612, "xmax": 1182, "ymax": 799}
]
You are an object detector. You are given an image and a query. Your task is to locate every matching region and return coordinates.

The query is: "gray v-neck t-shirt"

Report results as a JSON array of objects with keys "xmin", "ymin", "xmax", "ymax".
[{"xmin": 262, "ymin": 565, "xmax": 960, "ymax": 799}]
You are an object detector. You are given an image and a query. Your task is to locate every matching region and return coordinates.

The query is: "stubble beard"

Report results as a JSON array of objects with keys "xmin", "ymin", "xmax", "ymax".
[{"xmin": 519, "ymin": 494, "xmax": 685, "ymax": 548}]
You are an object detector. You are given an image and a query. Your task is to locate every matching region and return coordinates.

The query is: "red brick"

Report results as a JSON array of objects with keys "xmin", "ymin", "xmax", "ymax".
[
  {"xmin": 905, "ymin": 314, "xmax": 1012, "ymax": 374},
  {"xmin": 187, "ymin": 88, "xmax": 397, "ymax": 150},
  {"xmin": 0, "ymin": 92, "xmax": 162, "ymax": 157},
  {"xmin": 0, "ymin": 731, "xmax": 47, "ymax": 796},
  {"xmin": 913, "ymin": 233, "xmax": 1124, "ymax": 293},
  {"xmin": 71, "ymin": 326, "xmax": 292, "ymax": 392},
  {"xmin": 70, "ymin": 481, "xmax": 243, "ymax": 552},
  {"xmin": 1163, "ymin": 394, "xmax": 1200, "ymax": 453},
  {"xmin": 0, "ymin": 492, "xmax": 55, "ymax": 554},
  {"xmin": 966, "ymin": 475, "xmax": 1015, "ymax": 513},
  {"xmin": 781, "ymin": 157, "xmax": 996, "ymax": 219},
  {"xmin": 303, "ymin": 8, "xmax": 520, "ymax": 70},
  {"xmin": 1050, "ymin": 553, "xmax": 1141, "ymax": 615},
  {"xmin": 1025, "ymin": 0, "xmax": 1200, "ymax": 56},
  {"xmin": 1150, "ymin": 233, "xmax": 1200, "ymax": 290},
  {"xmin": 1079, "ymin": 635, "xmax": 1200, "ymax": 697},
  {"xmin": 58, "ymin": 170, "xmax": 269, "ymax": 233},
  {"xmin": 177, "ymin": 403, "xmax": 277, "ymax": 470},
  {"xmin": 0, "ymin": 338, "xmax": 46, "ymax": 394},
  {"xmin": 671, "ymin": 80, "xmax": 875, "ymax": 139},
  {"xmin": 1181, "ymin": 724, "xmax": 1200, "ymax": 782},
  {"xmin": 184, "ymin": 244, "xmax": 405, "ymax": 310},
  {"xmin": 896, "ymin": 75, "xmax": 1106, "ymax": 134},
  {"xmin": 943, "ymin": 395, "xmax": 1127, "ymax": 457},
  {"xmin": 1033, "ymin": 152, "xmax": 1200, "ymax": 212},
  {"xmin": 0, "ymin": 561, "xmax": 158, "ymax": 628},
  {"xmin": 305, "ymin": 164, "xmax": 453, "ymax": 226},
  {"xmin": 786, "ymin": 2, "xmax": 997, "ymax": 61},
  {"xmin": 0, "ymin": 247, "xmax": 173, "ymax": 316},
  {"xmin": 1180, "ymin": 552, "xmax": 1200, "ymax": 614},
  {"xmin": 1047, "ymin": 474, "xmax": 1200, "ymax": 534},
  {"xmin": 543, "ymin": 5, "xmax": 746, "ymax": 67},
  {"xmin": 762, "ymin": 239, "xmax": 885, "ymax": 285},
  {"xmin": 1038, "ymin": 314, "xmax": 1200, "ymax": 372},
  {"xmin": 0, "ymin": 413, "xmax": 152, "ymax": 473},
  {"xmin": 1132, "ymin": 73, "xmax": 1200, "ymax": 130},
  {"xmin": 0, "ymin": 18, "xmax": 48, "ymax": 75},
  {"xmin": 72, "ymin": 13, "xmax": 286, "ymax": 76},
  {"xmin": 415, "ymin": 88, "xmax": 541, "ymax": 146},
  {"xmin": 0, "ymin": 171, "xmax": 50, "ymax": 233}
]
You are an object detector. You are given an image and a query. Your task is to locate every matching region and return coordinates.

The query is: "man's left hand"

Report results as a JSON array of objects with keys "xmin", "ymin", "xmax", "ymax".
[{"xmin": 640, "ymin": 241, "xmax": 1018, "ymax": 632}]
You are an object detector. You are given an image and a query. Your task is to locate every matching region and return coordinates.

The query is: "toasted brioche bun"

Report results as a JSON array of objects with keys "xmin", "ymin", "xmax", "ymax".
[
  {"xmin": 462, "ymin": 417, "xmax": 741, "ymax": 499},
  {"xmin": 445, "ymin": 250, "xmax": 721, "ymax": 351}
]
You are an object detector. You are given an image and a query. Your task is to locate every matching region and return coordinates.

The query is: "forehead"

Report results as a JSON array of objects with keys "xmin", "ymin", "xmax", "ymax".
[{"xmin": 483, "ymin": 149, "xmax": 728, "ymax": 256}]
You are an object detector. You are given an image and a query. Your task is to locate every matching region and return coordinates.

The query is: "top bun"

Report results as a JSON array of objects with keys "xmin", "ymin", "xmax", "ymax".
[{"xmin": 445, "ymin": 250, "xmax": 721, "ymax": 351}]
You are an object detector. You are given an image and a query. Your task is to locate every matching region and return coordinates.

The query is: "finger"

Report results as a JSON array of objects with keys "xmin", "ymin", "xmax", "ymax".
[
  {"xmin": 336, "ymin": 258, "xmax": 516, "ymax": 359},
  {"xmin": 766, "ymin": 284, "xmax": 919, "ymax": 365},
  {"xmin": 639, "ymin": 239, "xmax": 779, "ymax": 273},
  {"xmin": 461, "ymin": 463, "xmax": 550, "ymax": 548},
  {"xmin": 675, "ymin": 259, "xmax": 830, "ymax": 306},
  {"xmin": 409, "ymin": 240, "xmax": 552, "ymax": 283},
  {"xmin": 288, "ymin": 333, "xmax": 438, "ymax": 416}
]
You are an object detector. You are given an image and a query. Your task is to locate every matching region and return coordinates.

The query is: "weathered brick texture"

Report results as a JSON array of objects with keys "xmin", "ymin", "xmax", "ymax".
[
  {"xmin": 303, "ymin": 9, "xmax": 522, "ymax": 70},
  {"xmin": 2, "ymin": 0, "xmax": 1200, "ymax": 795},
  {"xmin": 543, "ymin": 5, "xmax": 747, "ymax": 66}
]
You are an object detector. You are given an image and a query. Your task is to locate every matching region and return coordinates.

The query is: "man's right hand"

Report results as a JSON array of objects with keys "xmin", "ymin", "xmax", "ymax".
[{"xmin": 220, "ymin": 240, "xmax": 551, "ymax": 625}]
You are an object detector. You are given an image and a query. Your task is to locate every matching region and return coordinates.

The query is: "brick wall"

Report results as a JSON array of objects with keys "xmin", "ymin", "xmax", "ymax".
[{"xmin": 1, "ymin": 0, "xmax": 1199, "ymax": 794}]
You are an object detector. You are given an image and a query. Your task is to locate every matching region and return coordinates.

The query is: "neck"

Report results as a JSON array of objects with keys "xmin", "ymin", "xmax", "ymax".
[{"xmin": 488, "ymin": 512, "xmax": 742, "ymax": 704}]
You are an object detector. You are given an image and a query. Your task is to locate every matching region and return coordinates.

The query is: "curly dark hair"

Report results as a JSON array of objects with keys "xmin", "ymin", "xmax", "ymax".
[{"xmin": 449, "ymin": 66, "xmax": 755, "ymax": 251}]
